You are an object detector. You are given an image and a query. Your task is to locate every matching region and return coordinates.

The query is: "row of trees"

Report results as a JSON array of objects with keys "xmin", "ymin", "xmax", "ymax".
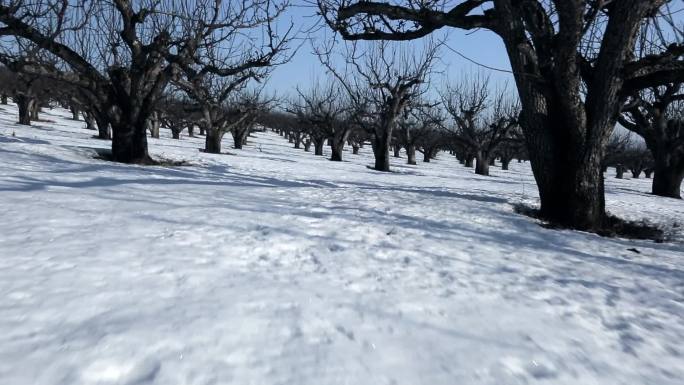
[
  {"xmin": 0, "ymin": 0, "xmax": 293, "ymax": 163},
  {"xmin": 316, "ymin": 0, "xmax": 684, "ymax": 231},
  {"xmin": 1, "ymin": 0, "xmax": 682, "ymax": 233}
]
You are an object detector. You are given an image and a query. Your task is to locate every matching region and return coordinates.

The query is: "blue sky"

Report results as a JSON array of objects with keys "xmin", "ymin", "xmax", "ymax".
[{"xmin": 264, "ymin": 2, "xmax": 515, "ymax": 97}]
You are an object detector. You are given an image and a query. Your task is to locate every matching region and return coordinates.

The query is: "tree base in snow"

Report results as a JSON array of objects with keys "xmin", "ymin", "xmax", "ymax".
[{"xmin": 514, "ymin": 204, "xmax": 666, "ymax": 241}]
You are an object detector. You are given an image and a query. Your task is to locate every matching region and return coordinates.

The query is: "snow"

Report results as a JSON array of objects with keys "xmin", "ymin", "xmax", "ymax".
[{"xmin": 0, "ymin": 104, "xmax": 682, "ymax": 385}]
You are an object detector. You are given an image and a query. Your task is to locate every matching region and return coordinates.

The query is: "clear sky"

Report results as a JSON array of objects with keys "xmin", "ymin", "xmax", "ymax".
[{"xmin": 264, "ymin": 2, "xmax": 515, "ymax": 97}]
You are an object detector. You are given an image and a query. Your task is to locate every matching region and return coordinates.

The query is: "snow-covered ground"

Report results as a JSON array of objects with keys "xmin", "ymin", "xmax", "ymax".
[{"xmin": 0, "ymin": 104, "xmax": 682, "ymax": 385}]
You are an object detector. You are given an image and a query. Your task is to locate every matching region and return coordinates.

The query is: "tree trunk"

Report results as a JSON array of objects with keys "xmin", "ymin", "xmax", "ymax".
[
  {"xmin": 372, "ymin": 131, "xmax": 391, "ymax": 172},
  {"xmin": 147, "ymin": 112, "xmax": 160, "ymax": 139},
  {"xmin": 501, "ymin": 157, "xmax": 512, "ymax": 170},
  {"xmin": 30, "ymin": 102, "xmax": 40, "ymax": 121},
  {"xmin": 205, "ymin": 128, "xmax": 223, "ymax": 154},
  {"xmin": 330, "ymin": 144, "xmax": 343, "ymax": 161},
  {"xmin": 172, "ymin": 128, "xmax": 181, "ymax": 139},
  {"xmin": 70, "ymin": 105, "xmax": 80, "ymax": 120},
  {"xmin": 393, "ymin": 145, "xmax": 401, "ymax": 158},
  {"xmin": 96, "ymin": 115, "xmax": 111, "ymax": 140},
  {"xmin": 111, "ymin": 120, "xmax": 151, "ymax": 163},
  {"xmin": 616, "ymin": 165, "xmax": 625, "ymax": 179},
  {"xmin": 475, "ymin": 153, "xmax": 490, "ymax": 176},
  {"xmin": 294, "ymin": 132, "xmax": 302, "ymax": 149},
  {"xmin": 232, "ymin": 131, "xmax": 243, "ymax": 149},
  {"xmin": 631, "ymin": 168, "xmax": 641, "ymax": 179},
  {"xmin": 652, "ymin": 152, "xmax": 683, "ymax": 199},
  {"xmin": 352, "ymin": 145, "xmax": 359, "ymax": 155},
  {"xmin": 644, "ymin": 169, "xmax": 652, "ymax": 179},
  {"xmin": 406, "ymin": 145, "xmax": 416, "ymax": 165},
  {"xmin": 188, "ymin": 125, "xmax": 194, "ymax": 137},
  {"xmin": 423, "ymin": 149, "xmax": 431, "ymax": 163},
  {"xmin": 1, "ymin": 94, "xmax": 7, "ymax": 104},
  {"xmin": 16, "ymin": 95, "xmax": 33, "ymax": 125},
  {"xmin": 465, "ymin": 155, "xmax": 474, "ymax": 168},
  {"xmin": 489, "ymin": 157, "xmax": 496, "ymax": 166},
  {"xmin": 304, "ymin": 139, "xmax": 312, "ymax": 152},
  {"xmin": 84, "ymin": 113, "xmax": 96, "ymax": 130},
  {"xmin": 314, "ymin": 138, "xmax": 324, "ymax": 156},
  {"xmin": 199, "ymin": 127, "xmax": 206, "ymax": 136}
]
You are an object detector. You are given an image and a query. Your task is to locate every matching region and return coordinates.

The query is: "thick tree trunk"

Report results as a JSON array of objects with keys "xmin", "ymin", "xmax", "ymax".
[
  {"xmin": 111, "ymin": 120, "xmax": 151, "ymax": 163},
  {"xmin": 616, "ymin": 165, "xmax": 625, "ymax": 179},
  {"xmin": 172, "ymin": 128, "xmax": 181, "ymax": 139},
  {"xmin": 644, "ymin": 169, "xmax": 652, "ymax": 179},
  {"xmin": 652, "ymin": 153, "xmax": 683, "ymax": 199},
  {"xmin": 489, "ymin": 157, "xmax": 496, "ymax": 166},
  {"xmin": 423, "ymin": 149, "xmax": 431, "ymax": 163},
  {"xmin": 314, "ymin": 138, "xmax": 324, "ymax": 156},
  {"xmin": 70, "ymin": 105, "xmax": 80, "ymax": 121},
  {"xmin": 393, "ymin": 145, "xmax": 401, "ymax": 158},
  {"xmin": 233, "ymin": 131, "xmax": 243, "ymax": 149},
  {"xmin": 96, "ymin": 115, "xmax": 111, "ymax": 140},
  {"xmin": 330, "ymin": 144, "xmax": 343, "ymax": 161},
  {"xmin": 16, "ymin": 96, "xmax": 33, "ymax": 125},
  {"xmin": 372, "ymin": 131, "xmax": 391, "ymax": 172},
  {"xmin": 465, "ymin": 155, "xmax": 474, "ymax": 168},
  {"xmin": 188, "ymin": 125, "xmax": 194, "ymax": 137},
  {"xmin": 406, "ymin": 145, "xmax": 416, "ymax": 165},
  {"xmin": 205, "ymin": 128, "xmax": 223, "ymax": 154},
  {"xmin": 501, "ymin": 157, "xmax": 512, "ymax": 170},
  {"xmin": 304, "ymin": 139, "xmax": 312, "ymax": 152},
  {"xmin": 475, "ymin": 153, "xmax": 490, "ymax": 176},
  {"xmin": 294, "ymin": 132, "xmax": 302, "ymax": 149},
  {"xmin": 352, "ymin": 145, "xmax": 359, "ymax": 155},
  {"xmin": 631, "ymin": 168, "xmax": 641, "ymax": 179},
  {"xmin": 1, "ymin": 94, "xmax": 7, "ymax": 104}
]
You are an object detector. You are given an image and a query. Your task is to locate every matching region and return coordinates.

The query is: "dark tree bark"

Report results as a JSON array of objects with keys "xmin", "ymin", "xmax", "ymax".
[
  {"xmin": 304, "ymin": 138, "xmax": 312, "ymax": 152},
  {"xmin": 644, "ymin": 169, "xmax": 653, "ymax": 179},
  {"xmin": 501, "ymin": 156, "xmax": 512, "ymax": 171},
  {"xmin": 16, "ymin": 95, "xmax": 33, "ymax": 125},
  {"xmin": 1, "ymin": 94, "xmax": 7, "ymax": 104},
  {"xmin": 406, "ymin": 144, "xmax": 416, "ymax": 165},
  {"xmin": 95, "ymin": 115, "xmax": 111, "ymax": 140},
  {"xmin": 188, "ymin": 125, "xmax": 194, "ymax": 137},
  {"xmin": 205, "ymin": 128, "xmax": 224, "ymax": 154},
  {"xmin": 111, "ymin": 120, "xmax": 150, "ymax": 163},
  {"xmin": 616, "ymin": 165, "xmax": 625, "ymax": 179},
  {"xmin": 631, "ymin": 168, "xmax": 642, "ymax": 179},
  {"xmin": 314, "ymin": 137, "xmax": 325, "ymax": 156},
  {"xmin": 70, "ymin": 105, "xmax": 80, "ymax": 120},
  {"xmin": 465, "ymin": 155, "xmax": 474, "ymax": 168},
  {"xmin": 372, "ymin": 131, "xmax": 391, "ymax": 171},
  {"xmin": 652, "ymin": 152, "xmax": 683, "ymax": 198},
  {"xmin": 352, "ymin": 145, "xmax": 359, "ymax": 154},
  {"xmin": 393, "ymin": 144, "xmax": 401, "ymax": 158}
]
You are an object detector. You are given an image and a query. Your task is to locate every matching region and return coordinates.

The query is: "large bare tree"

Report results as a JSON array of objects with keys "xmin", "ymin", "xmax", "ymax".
[{"xmin": 318, "ymin": 0, "xmax": 684, "ymax": 230}]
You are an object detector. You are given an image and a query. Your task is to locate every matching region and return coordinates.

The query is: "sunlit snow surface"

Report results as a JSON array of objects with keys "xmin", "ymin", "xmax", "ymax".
[{"xmin": 0, "ymin": 105, "xmax": 682, "ymax": 385}]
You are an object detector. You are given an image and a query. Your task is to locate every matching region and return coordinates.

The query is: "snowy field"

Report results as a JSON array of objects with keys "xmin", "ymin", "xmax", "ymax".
[{"xmin": 0, "ymin": 104, "xmax": 683, "ymax": 385}]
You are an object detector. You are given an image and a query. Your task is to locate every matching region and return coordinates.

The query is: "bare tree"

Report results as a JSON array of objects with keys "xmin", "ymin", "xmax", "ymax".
[
  {"xmin": 620, "ymin": 86, "xmax": 684, "ymax": 198},
  {"xmin": 317, "ymin": 40, "xmax": 438, "ymax": 171},
  {"xmin": 0, "ymin": 0, "xmax": 292, "ymax": 163},
  {"xmin": 442, "ymin": 76, "xmax": 519, "ymax": 176},
  {"xmin": 318, "ymin": 0, "xmax": 684, "ymax": 230}
]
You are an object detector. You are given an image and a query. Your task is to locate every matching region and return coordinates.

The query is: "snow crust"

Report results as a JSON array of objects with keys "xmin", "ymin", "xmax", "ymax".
[{"xmin": 0, "ymin": 104, "xmax": 682, "ymax": 385}]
